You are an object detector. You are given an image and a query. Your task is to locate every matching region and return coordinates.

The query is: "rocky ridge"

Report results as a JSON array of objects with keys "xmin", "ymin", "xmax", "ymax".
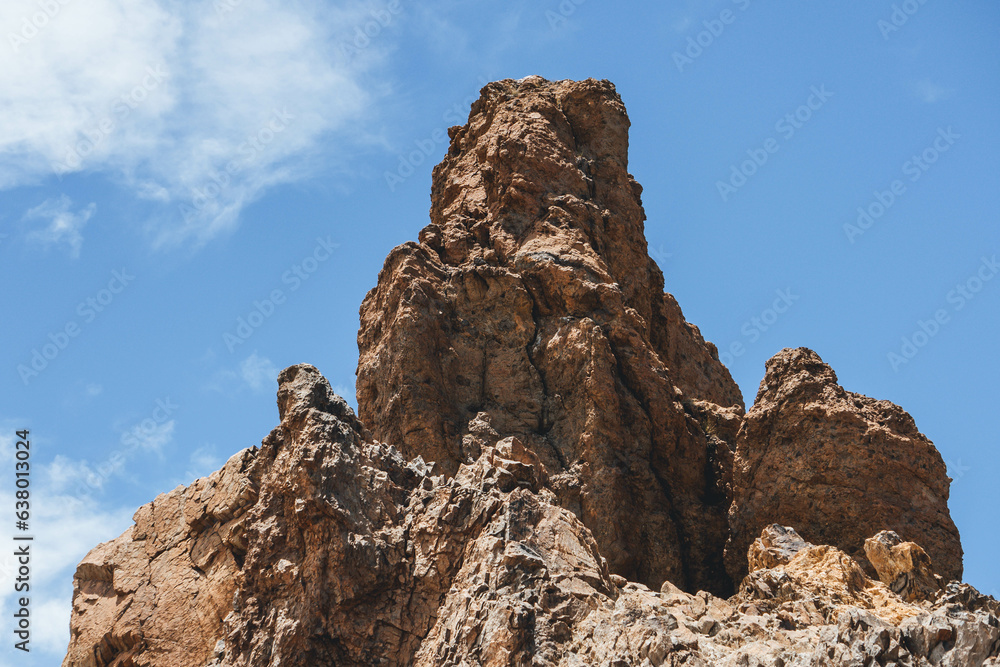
[{"xmin": 62, "ymin": 77, "xmax": 991, "ymax": 666}]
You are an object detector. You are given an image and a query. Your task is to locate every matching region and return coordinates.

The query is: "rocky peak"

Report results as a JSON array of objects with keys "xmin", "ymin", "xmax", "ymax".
[
  {"xmin": 359, "ymin": 76, "xmax": 744, "ymax": 594},
  {"xmin": 727, "ymin": 346, "xmax": 962, "ymax": 584},
  {"xmin": 62, "ymin": 79, "xmax": 986, "ymax": 667},
  {"xmin": 276, "ymin": 363, "xmax": 368, "ymax": 437}
]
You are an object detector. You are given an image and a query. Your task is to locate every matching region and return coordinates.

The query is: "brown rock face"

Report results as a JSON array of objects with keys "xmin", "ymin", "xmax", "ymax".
[
  {"xmin": 865, "ymin": 530, "xmax": 944, "ymax": 602},
  {"xmin": 357, "ymin": 76, "xmax": 743, "ymax": 594},
  {"xmin": 64, "ymin": 368, "xmax": 995, "ymax": 667},
  {"xmin": 63, "ymin": 448, "xmax": 257, "ymax": 667},
  {"xmin": 726, "ymin": 347, "xmax": 962, "ymax": 584},
  {"xmin": 63, "ymin": 78, "xmax": 980, "ymax": 667}
]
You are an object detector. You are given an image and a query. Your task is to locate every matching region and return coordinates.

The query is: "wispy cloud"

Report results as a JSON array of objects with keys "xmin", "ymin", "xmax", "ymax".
[
  {"xmin": 914, "ymin": 78, "xmax": 954, "ymax": 104},
  {"xmin": 0, "ymin": 0, "xmax": 384, "ymax": 248},
  {"xmin": 22, "ymin": 195, "xmax": 96, "ymax": 257},
  {"xmin": 671, "ymin": 16, "xmax": 693, "ymax": 33},
  {"xmin": 240, "ymin": 351, "xmax": 279, "ymax": 392},
  {"xmin": 184, "ymin": 444, "xmax": 223, "ymax": 482},
  {"xmin": 0, "ymin": 425, "xmax": 135, "ymax": 659},
  {"xmin": 46, "ymin": 455, "xmax": 105, "ymax": 492}
]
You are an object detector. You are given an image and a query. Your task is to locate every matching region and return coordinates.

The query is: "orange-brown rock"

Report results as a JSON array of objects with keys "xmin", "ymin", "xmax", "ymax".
[
  {"xmin": 726, "ymin": 347, "xmax": 962, "ymax": 584},
  {"xmin": 63, "ymin": 447, "xmax": 257, "ymax": 667},
  {"xmin": 357, "ymin": 76, "xmax": 743, "ymax": 594},
  {"xmin": 865, "ymin": 530, "xmax": 944, "ymax": 602},
  {"xmin": 747, "ymin": 523, "xmax": 813, "ymax": 573},
  {"xmin": 63, "ymin": 78, "xmax": 986, "ymax": 667}
]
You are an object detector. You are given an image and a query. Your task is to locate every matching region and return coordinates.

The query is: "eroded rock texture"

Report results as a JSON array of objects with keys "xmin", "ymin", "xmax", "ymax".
[
  {"xmin": 63, "ymin": 77, "xmax": 981, "ymax": 667},
  {"xmin": 64, "ymin": 369, "xmax": 998, "ymax": 667},
  {"xmin": 726, "ymin": 347, "xmax": 963, "ymax": 584},
  {"xmin": 357, "ymin": 75, "xmax": 743, "ymax": 594},
  {"xmin": 63, "ymin": 448, "xmax": 257, "ymax": 667}
]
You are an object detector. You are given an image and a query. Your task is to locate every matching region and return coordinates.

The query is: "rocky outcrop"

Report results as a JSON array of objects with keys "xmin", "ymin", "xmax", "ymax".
[
  {"xmin": 63, "ymin": 447, "xmax": 256, "ymax": 667},
  {"xmin": 865, "ymin": 530, "xmax": 944, "ymax": 603},
  {"xmin": 64, "ymin": 369, "xmax": 999, "ymax": 667},
  {"xmin": 734, "ymin": 527, "xmax": 998, "ymax": 667},
  {"xmin": 357, "ymin": 76, "xmax": 742, "ymax": 595},
  {"xmin": 726, "ymin": 347, "xmax": 963, "ymax": 584},
  {"xmin": 63, "ymin": 77, "xmax": 980, "ymax": 666}
]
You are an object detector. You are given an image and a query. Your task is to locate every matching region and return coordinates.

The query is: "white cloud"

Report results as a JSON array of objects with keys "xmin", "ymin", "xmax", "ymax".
[
  {"xmin": 129, "ymin": 419, "xmax": 175, "ymax": 453},
  {"xmin": 22, "ymin": 195, "xmax": 96, "ymax": 257},
  {"xmin": 914, "ymin": 79, "xmax": 953, "ymax": 104},
  {"xmin": 240, "ymin": 351, "xmax": 279, "ymax": 391},
  {"xmin": 671, "ymin": 16, "xmax": 693, "ymax": 33},
  {"xmin": 0, "ymin": 426, "xmax": 135, "ymax": 659},
  {"xmin": 0, "ymin": 0, "xmax": 383, "ymax": 247},
  {"xmin": 46, "ymin": 455, "xmax": 105, "ymax": 492}
]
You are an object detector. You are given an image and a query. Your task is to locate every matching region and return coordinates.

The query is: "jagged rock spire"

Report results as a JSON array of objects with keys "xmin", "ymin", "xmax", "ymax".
[{"xmin": 358, "ymin": 76, "xmax": 743, "ymax": 593}]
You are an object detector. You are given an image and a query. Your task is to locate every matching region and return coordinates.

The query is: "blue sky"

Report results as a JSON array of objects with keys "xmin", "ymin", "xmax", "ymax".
[{"xmin": 1, "ymin": 0, "xmax": 998, "ymax": 660}]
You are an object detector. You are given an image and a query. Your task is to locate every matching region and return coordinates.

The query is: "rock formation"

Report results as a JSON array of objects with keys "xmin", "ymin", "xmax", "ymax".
[
  {"xmin": 725, "ymin": 347, "xmax": 962, "ymax": 585},
  {"xmin": 865, "ymin": 530, "xmax": 945, "ymax": 603},
  {"xmin": 63, "ymin": 448, "xmax": 255, "ymax": 667},
  {"xmin": 63, "ymin": 77, "xmax": 989, "ymax": 667},
  {"xmin": 63, "ymin": 368, "xmax": 997, "ymax": 667},
  {"xmin": 357, "ymin": 76, "xmax": 743, "ymax": 595}
]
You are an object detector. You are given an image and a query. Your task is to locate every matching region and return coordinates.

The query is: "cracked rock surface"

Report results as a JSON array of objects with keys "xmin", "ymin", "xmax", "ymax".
[
  {"xmin": 357, "ymin": 76, "xmax": 743, "ymax": 595},
  {"xmin": 63, "ymin": 78, "xmax": 984, "ymax": 667},
  {"xmin": 725, "ymin": 348, "xmax": 962, "ymax": 586}
]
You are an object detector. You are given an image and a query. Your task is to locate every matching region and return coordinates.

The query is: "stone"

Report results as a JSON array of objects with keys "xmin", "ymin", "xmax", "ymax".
[
  {"xmin": 66, "ymin": 369, "xmax": 998, "ymax": 667},
  {"xmin": 357, "ymin": 76, "xmax": 742, "ymax": 595},
  {"xmin": 63, "ymin": 447, "xmax": 258, "ymax": 667},
  {"xmin": 748, "ymin": 524, "xmax": 813, "ymax": 573},
  {"xmin": 726, "ymin": 347, "xmax": 962, "ymax": 584},
  {"xmin": 63, "ymin": 78, "xmax": 989, "ymax": 667},
  {"xmin": 864, "ymin": 530, "xmax": 943, "ymax": 602}
]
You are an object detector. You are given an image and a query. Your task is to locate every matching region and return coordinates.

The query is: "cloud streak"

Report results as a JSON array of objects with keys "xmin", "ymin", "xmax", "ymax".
[
  {"xmin": 22, "ymin": 195, "xmax": 96, "ymax": 257},
  {"xmin": 0, "ymin": 0, "xmax": 383, "ymax": 247},
  {"xmin": 240, "ymin": 351, "xmax": 279, "ymax": 392},
  {"xmin": 914, "ymin": 78, "xmax": 953, "ymax": 104}
]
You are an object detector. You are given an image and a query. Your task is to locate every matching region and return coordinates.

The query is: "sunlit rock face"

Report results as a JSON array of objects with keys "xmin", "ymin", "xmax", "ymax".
[
  {"xmin": 63, "ymin": 78, "xmax": 982, "ymax": 667},
  {"xmin": 358, "ymin": 76, "xmax": 744, "ymax": 595}
]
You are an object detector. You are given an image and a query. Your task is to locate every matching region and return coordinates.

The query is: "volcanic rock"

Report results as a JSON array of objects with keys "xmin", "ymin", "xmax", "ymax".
[
  {"xmin": 747, "ymin": 523, "xmax": 813, "ymax": 573},
  {"xmin": 865, "ymin": 530, "xmax": 944, "ymax": 602},
  {"xmin": 63, "ymin": 369, "xmax": 999, "ymax": 667},
  {"xmin": 357, "ymin": 75, "xmax": 742, "ymax": 594},
  {"xmin": 62, "ymin": 77, "xmax": 984, "ymax": 667},
  {"xmin": 63, "ymin": 447, "xmax": 257, "ymax": 667},
  {"xmin": 726, "ymin": 347, "xmax": 963, "ymax": 584}
]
